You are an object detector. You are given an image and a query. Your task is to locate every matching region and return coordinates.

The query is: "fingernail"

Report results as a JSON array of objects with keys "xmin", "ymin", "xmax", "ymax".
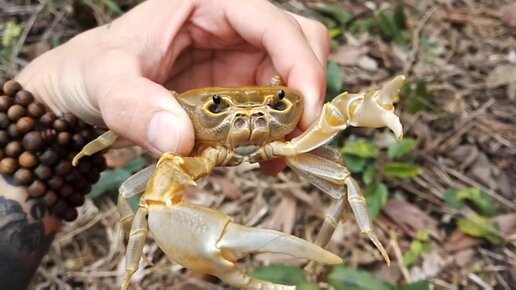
[{"xmin": 148, "ymin": 111, "xmax": 182, "ymax": 153}]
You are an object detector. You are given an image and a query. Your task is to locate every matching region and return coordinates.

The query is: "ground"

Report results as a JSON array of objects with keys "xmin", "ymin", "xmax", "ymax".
[{"xmin": 1, "ymin": 0, "xmax": 515, "ymax": 289}]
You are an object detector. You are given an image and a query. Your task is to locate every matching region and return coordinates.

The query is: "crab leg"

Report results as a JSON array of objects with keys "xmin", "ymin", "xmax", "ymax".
[
  {"xmin": 72, "ymin": 130, "xmax": 119, "ymax": 166},
  {"xmin": 286, "ymin": 147, "xmax": 390, "ymax": 265}
]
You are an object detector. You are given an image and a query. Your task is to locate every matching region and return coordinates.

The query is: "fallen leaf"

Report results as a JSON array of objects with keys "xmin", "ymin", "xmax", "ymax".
[
  {"xmin": 211, "ymin": 176, "xmax": 242, "ymax": 200},
  {"xmin": 486, "ymin": 65, "xmax": 516, "ymax": 87},
  {"xmin": 493, "ymin": 213, "xmax": 516, "ymax": 236},
  {"xmin": 383, "ymin": 199, "xmax": 440, "ymax": 239},
  {"xmin": 330, "ymin": 45, "xmax": 366, "ymax": 66},
  {"xmin": 452, "ymin": 249, "xmax": 475, "ymax": 267},
  {"xmin": 267, "ymin": 195, "xmax": 297, "ymax": 234},
  {"xmin": 444, "ymin": 229, "xmax": 482, "ymax": 252}
]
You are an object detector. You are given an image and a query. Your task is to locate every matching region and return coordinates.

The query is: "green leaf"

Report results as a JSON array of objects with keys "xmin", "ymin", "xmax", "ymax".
[
  {"xmin": 327, "ymin": 61, "xmax": 345, "ymax": 98},
  {"xmin": 403, "ymin": 240, "xmax": 431, "ymax": 266},
  {"xmin": 457, "ymin": 215, "xmax": 502, "ymax": 244},
  {"xmin": 329, "ymin": 267, "xmax": 395, "ymax": 290},
  {"xmin": 393, "ymin": 4, "xmax": 407, "ymax": 30},
  {"xmin": 251, "ymin": 265, "xmax": 307, "ymax": 286},
  {"xmin": 365, "ymin": 183, "xmax": 389, "ymax": 219},
  {"xmin": 362, "ymin": 165, "xmax": 376, "ymax": 185},
  {"xmin": 377, "ymin": 9, "xmax": 408, "ymax": 46},
  {"xmin": 102, "ymin": 0, "xmax": 123, "ymax": 14},
  {"xmin": 444, "ymin": 188, "xmax": 497, "ymax": 216},
  {"xmin": 405, "ymin": 97, "xmax": 428, "ymax": 114},
  {"xmin": 343, "ymin": 154, "xmax": 368, "ymax": 173},
  {"xmin": 298, "ymin": 281, "xmax": 320, "ymax": 290},
  {"xmin": 400, "ymin": 280, "xmax": 430, "ymax": 290},
  {"xmin": 88, "ymin": 168, "xmax": 132, "ymax": 199},
  {"xmin": 312, "ymin": 4, "xmax": 353, "ymax": 26},
  {"xmin": 387, "ymin": 138, "xmax": 418, "ymax": 159},
  {"xmin": 342, "ymin": 140, "xmax": 379, "ymax": 159},
  {"xmin": 2, "ymin": 21, "xmax": 22, "ymax": 48},
  {"xmin": 383, "ymin": 163, "xmax": 422, "ymax": 178}
]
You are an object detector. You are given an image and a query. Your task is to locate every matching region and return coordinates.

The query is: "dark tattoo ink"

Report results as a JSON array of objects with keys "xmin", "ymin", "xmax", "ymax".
[{"xmin": 0, "ymin": 196, "xmax": 56, "ymax": 290}]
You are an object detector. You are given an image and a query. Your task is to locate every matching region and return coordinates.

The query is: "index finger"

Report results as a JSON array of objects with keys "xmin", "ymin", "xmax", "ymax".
[{"xmin": 220, "ymin": 0, "xmax": 328, "ymax": 129}]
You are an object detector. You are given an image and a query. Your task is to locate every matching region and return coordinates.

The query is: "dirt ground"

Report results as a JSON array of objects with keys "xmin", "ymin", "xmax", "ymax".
[{"xmin": 1, "ymin": 0, "xmax": 515, "ymax": 289}]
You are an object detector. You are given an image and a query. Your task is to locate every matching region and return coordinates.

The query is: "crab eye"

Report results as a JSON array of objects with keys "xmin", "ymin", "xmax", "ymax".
[
  {"xmin": 278, "ymin": 90, "xmax": 285, "ymax": 100},
  {"xmin": 208, "ymin": 95, "xmax": 227, "ymax": 114}
]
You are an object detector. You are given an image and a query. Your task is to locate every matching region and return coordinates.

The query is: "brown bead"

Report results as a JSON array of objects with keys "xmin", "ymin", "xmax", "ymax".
[
  {"xmin": 0, "ymin": 76, "xmax": 7, "ymax": 92},
  {"xmin": 16, "ymin": 116, "xmax": 35, "ymax": 134},
  {"xmin": 18, "ymin": 151, "xmax": 38, "ymax": 168},
  {"xmin": 14, "ymin": 90, "xmax": 34, "ymax": 106},
  {"xmin": 14, "ymin": 168, "xmax": 33, "ymax": 185},
  {"xmin": 70, "ymin": 133, "xmax": 86, "ymax": 150},
  {"xmin": 79, "ymin": 183, "xmax": 92, "ymax": 194},
  {"xmin": 7, "ymin": 104, "xmax": 26, "ymax": 121},
  {"xmin": 92, "ymin": 154, "xmax": 107, "ymax": 171},
  {"xmin": 39, "ymin": 149, "xmax": 59, "ymax": 165},
  {"xmin": 23, "ymin": 131, "xmax": 45, "ymax": 152},
  {"xmin": 77, "ymin": 160, "xmax": 91, "ymax": 174},
  {"xmin": 3, "ymin": 80, "xmax": 22, "ymax": 98},
  {"xmin": 53, "ymin": 119, "xmax": 68, "ymax": 132},
  {"xmin": 7, "ymin": 123, "xmax": 20, "ymax": 138},
  {"xmin": 0, "ymin": 149, "xmax": 4, "ymax": 160},
  {"xmin": 0, "ymin": 112, "xmax": 9, "ymax": 129},
  {"xmin": 64, "ymin": 170, "xmax": 81, "ymax": 183},
  {"xmin": 63, "ymin": 113, "xmax": 78, "ymax": 128},
  {"xmin": 59, "ymin": 185, "xmax": 74, "ymax": 197},
  {"xmin": 0, "ymin": 130, "xmax": 8, "ymax": 146},
  {"xmin": 34, "ymin": 164, "xmax": 52, "ymax": 180},
  {"xmin": 80, "ymin": 129, "xmax": 94, "ymax": 140},
  {"xmin": 27, "ymin": 180, "xmax": 47, "ymax": 198},
  {"xmin": 0, "ymin": 157, "xmax": 18, "ymax": 174},
  {"xmin": 62, "ymin": 207, "xmax": 78, "ymax": 222},
  {"xmin": 40, "ymin": 112, "xmax": 56, "ymax": 128},
  {"xmin": 0, "ymin": 95, "xmax": 13, "ymax": 112},
  {"xmin": 41, "ymin": 190, "xmax": 58, "ymax": 207},
  {"xmin": 48, "ymin": 176, "xmax": 64, "ymax": 190},
  {"xmin": 5, "ymin": 141, "xmax": 23, "ymax": 157},
  {"xmin": 41, "ymin": 129, "xmax": 57, "ymax": 142},
  {"xmin": 74, "ymin": 176, "xmax": 89, "ymax": 192},
  {"xmin": 27, "ymin": 102, "xmax": 46, "ymax": 118},
  {"xmin": 55, "ymin": 160, "xmax": 72, "ymax": 175},
  {"xmin": 86, "ymin": 169, "xmax": 100, "ymax": 183},
  {"xmin": 68, "ymin": 192, "xmax": 85, "ymax": 207},
  {"xmin": 51, "ymin": 200, "xmax": 67, "ymax": 216},
  {"xmin": 57, "ymin": 132, "xmax": 71, "ymax": 145}
]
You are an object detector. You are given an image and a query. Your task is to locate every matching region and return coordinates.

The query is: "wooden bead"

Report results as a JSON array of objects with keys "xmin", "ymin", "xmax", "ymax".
[
  {"xmin": 64, "ymin": 170, "xmax": 81, "ymax": 183},
  {"xmin": 71, "ymin": 133, "xmax": 86, "ymax": 149},
  {"xmin": 16, "ymin": 116, "xmax": 35, "ymax": 134},
  {"xmin": 77, "ymin": 160, "xmax": 91, "ymax": 174},
  {"xmin": 13, "ymin": 168, "xmax": 33, "ymax": 185},
  {"xmin": 42, "ymin": 191, "xmax": 58, "ymax": 207},
  {"xmin": 55, "ymin": 160, "xmax": 72, "ymax": 175},
  {"xmin": 86, "ymin": 169, "xmax": 100, "ymax": 183},
  {"xmin": 51, "ymin": 200, "xmax": 67, "ymax": 216},
  {"xmin": 0, "ymin": 112, "xmax": 9, "ymax": 129},
  {"xmin": 0, "ymin": 95, "xmax": 12, "ymax": 112},
  {"xmin": 62, "ymin": 207, "xmax": 78, "ymax": 222},
  {"xmin": 68, "ymin": 192, "xmax": 85, "ymax": 207},
  {"xmin": 7, "ymin": 123, "xmax": 20, "ymax": 138},
  {"xmin": 0, "ymin": 76, "xmax": 7, "ymax": 93},
  {"xmin": 3, "ymin": 80, "xmax": 22, "ymax": 98},
  {"xmin": 59, "ymin": 185, "xmax": 74, "ymax": 197},
  {"xmin": 34, "ymin": 164, "xmax": 52, "ymax": 180},
  {"xmin": 63, "ymin": 113, "xmax": 78, "ymax": 128},
  {"xmin": 0, "ymin": 157, "xmax": 18, "ymax": 174},
  {"xmin": 0, "ymin": 130, "xmax": 8, "ymax": 147},
  {"xmin": 41, "ymin": 128, "xmax": 57, "ymax": 142},
  {"xmin": 0, "ymin": 149, "xmax": 4, "ymax": 160},
  {"xmin": 48, "ymin": 176, "xmax": 64, "ymax": 190},
  {"xmin": 18, "ymin": 151, "xmax": 38, "ymax": 168},
  {"xmin": 27, "ymin": 102, "xmax": 46, "ymax": 117},
  {"xmin": 53, "ymin": 119, "xmax": 68, "ymax": 132},
  {"xmin": 27, "ymin": 180, "xmax": 47, "ymax": 198},
  {"xmin": 23, "ymin": 131, "xmax": 45, "ymax": 152},
  {"xmin": 14, "ymin": 90, "xmax": 34, "ymax": 106},
  {"xmin": 5, "ymin": 141, "xmax": 23, "ymax": 157},
  {"xmin": 7, "ymin": 104, "xmax": 26, "ymax": 121},
  {"xmin": 39, "ymin": 149, "xmax": 59, "ymax": 165},
  {"xmin": 57, "ymin": 132, "xmax": 71, "ymax": 145},
  {"xmin": 40, "ymin": 112, "xmax": 56, "ymax": 128},
  {"xmin": 79, "ymin": 183, "xmax": 92, "ymax": 194}
]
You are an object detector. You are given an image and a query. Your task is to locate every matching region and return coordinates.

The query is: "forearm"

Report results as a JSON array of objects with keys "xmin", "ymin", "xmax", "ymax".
[{"xmin": 0, "ymin": 175, "xmax": 60, "ymax": 290}]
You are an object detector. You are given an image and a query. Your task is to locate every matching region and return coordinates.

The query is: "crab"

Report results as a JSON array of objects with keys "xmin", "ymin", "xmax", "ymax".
[{"xmin": 72, "ymin": 75, "xmax": 405, "ymax": 289}]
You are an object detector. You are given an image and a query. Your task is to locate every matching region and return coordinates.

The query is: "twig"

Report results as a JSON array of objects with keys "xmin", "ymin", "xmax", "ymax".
[
  {"xmin": 389, "ymin": 231, "xmax": 412, "ymax": 283},
  {"xmin": 404, "ymin": 6, "xmax": 439, "ymax": 75}
]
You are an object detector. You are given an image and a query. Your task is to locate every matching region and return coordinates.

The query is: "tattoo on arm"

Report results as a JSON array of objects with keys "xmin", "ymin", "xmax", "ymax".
[{"xmin": 0, "ymin": 195, "xmax": 56, "ymax": 290}]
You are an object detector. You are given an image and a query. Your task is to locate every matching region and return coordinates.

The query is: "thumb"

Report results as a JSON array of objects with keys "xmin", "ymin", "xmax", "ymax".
[{"xmin": 97, "ymin": 77, "xmax": 194, "ymax": 155}]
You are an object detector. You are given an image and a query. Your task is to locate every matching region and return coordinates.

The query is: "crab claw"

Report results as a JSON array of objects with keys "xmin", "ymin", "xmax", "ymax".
[
  {"xmin": 147, "ymin": 201, "xmax": 342, "ymax": 289},
  {"xmin": 347, "ymin": 76, "xmax": 405, "ymax": 139}
]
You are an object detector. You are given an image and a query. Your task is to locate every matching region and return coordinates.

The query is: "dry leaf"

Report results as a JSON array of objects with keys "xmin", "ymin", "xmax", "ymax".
[
  {"xmin": 501, "ymin": 2, "xmax": 516, "ymax": 27},
  {"xmin": 267, "ymin": 195, "xmax": 297, "ymax": 234},
  {"xmin": 444, "ymin": 229, "xmax": 482, "ymax": 252},
  {"xmin": 486, "ymin": 65, "xmax": 516, "ymax": 87},
  {"xmin": 383, "ymin": 199, "xmax": 440, "ymax": 239},
  {"xmin": 211, "ymin": 176, "xmax": 242, "ymax": 200},
  {"xmin": 329, "ymin": 45, "xmax": 366, "ymax": 66}
]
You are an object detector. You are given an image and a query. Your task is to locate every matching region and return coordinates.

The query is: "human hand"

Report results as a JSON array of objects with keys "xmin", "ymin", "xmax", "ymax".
[{"xmin": 16, "ymin": 0, "xmax": 330, "ymax": 158}]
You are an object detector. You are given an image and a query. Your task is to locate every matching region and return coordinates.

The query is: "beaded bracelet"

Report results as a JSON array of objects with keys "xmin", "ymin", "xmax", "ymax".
[{"xmin": 0, "ymin": 77, "xmax": 106, "ymax": 222}]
